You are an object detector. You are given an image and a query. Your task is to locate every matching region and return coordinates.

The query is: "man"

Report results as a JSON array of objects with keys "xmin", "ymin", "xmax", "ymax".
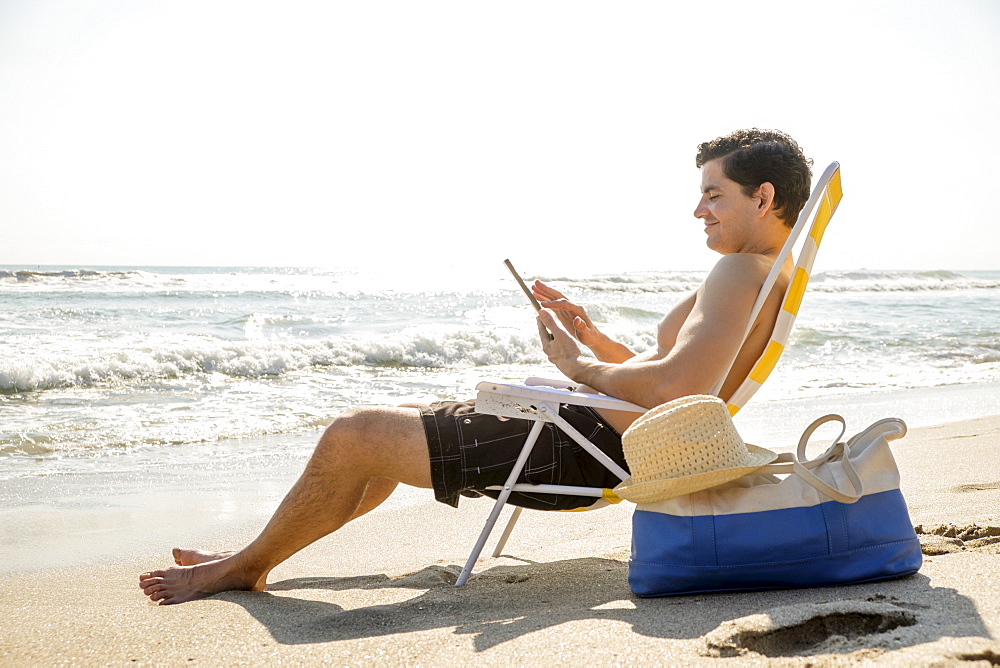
[{"xmin": 140, "ymin": 128, "xmax": 813, "ymax": 604}]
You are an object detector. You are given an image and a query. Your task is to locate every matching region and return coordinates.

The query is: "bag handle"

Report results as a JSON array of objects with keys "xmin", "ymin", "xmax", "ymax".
[{"xmin": 754, "ymin": 414, "xmax": 865, "ymax": 504}]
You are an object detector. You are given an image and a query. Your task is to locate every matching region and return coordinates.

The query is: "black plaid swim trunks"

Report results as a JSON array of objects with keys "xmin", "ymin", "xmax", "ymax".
[{"xmin": 418, "ymin": 399, "xmax": 627, "ymax": 511}]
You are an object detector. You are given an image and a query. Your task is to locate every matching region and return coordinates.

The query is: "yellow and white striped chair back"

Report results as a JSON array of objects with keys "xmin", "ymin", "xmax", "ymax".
[{"xmin": 725, "ymin": 162, "xmax": 843, "ymax": 416}]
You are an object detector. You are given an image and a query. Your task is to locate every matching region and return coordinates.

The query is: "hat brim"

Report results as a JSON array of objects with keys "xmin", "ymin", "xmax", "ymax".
[{"xmin": 614, "ymin": 443, "xmax": 779, "ymax": 504}]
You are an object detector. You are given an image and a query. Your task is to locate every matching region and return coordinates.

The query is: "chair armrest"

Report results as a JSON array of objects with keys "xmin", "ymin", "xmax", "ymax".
[
  {"xmin": 475, "ymin": 380, "xmax": 647, "ymax": 414},
  {"xmin": 524, "ymin": 376, "xmax": 577, "ymax": 389}
]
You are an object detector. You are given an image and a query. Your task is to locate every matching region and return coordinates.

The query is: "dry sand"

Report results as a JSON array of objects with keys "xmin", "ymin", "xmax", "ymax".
[{"xmin": 2, "ymin": 415, "xmax": 1000, "ymax": 666}]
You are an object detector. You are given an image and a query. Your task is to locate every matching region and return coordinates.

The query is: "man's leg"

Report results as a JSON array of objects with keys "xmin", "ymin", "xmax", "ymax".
[
  {"xmin": 171, "ymin": 476, "xmax": 400, "ymax": 569},
  {"xmin": 139, "ymin": 406, "xmax": 432, "ymax": 605}
]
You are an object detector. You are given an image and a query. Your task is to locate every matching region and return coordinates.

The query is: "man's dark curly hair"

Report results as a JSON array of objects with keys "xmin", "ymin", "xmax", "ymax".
[{"xmin": 696, "ymin": 129, "xmax": 813, "ymax": 228}]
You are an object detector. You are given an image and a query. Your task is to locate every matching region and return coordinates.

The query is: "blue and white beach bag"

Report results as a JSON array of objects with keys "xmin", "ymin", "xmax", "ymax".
[{"xmin": 625, "ymin": 413, "xmax": 922, "ymax": 597}]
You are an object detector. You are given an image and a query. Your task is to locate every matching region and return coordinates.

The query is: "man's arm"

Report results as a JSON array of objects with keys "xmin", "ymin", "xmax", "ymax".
[{"xmin": 537, "ymin": 254, "xmax": 768, "ymax": 409}]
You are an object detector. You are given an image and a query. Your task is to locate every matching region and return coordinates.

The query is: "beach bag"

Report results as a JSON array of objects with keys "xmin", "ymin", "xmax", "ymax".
[{"xmin": 628, "ymin": 415, "xmax": 923, "ymax": 597}]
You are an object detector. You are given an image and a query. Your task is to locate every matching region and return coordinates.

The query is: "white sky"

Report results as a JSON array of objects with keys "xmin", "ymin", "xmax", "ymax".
[{"xmin": 1, "ymin": 0, "xmax": 998, "ymax": 276}]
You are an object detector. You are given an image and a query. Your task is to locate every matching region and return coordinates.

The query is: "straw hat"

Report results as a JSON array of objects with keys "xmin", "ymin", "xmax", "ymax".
[{"xmin": 613, "ymin": 395, "xmax": 778, "ymax": 504}]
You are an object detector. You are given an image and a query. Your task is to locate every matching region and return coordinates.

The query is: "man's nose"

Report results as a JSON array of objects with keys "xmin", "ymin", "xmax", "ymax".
[{"xmin": 693, "ymin": 198, "xmax": 708, "ymax": 219}]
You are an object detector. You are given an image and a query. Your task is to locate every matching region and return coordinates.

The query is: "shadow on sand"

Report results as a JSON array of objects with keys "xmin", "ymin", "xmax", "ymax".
[{"xmin": 213, "ymin": 557, "xmax": 991, "ymax": 656}]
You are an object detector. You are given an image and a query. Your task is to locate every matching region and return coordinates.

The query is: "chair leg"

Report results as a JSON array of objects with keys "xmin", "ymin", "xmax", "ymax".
[
  {"xmin": 491, "ymin": 506, "xmax": 523, "ymax": 557},
  {"xmin": 455, "ymin": 420, "xmax": 545, "ymax": 586}
]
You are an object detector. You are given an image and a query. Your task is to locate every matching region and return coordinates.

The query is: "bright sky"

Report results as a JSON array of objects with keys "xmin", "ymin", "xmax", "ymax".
[{"xmin": 1, "ymin": 0, "xmax": 998, "ymax": 276}]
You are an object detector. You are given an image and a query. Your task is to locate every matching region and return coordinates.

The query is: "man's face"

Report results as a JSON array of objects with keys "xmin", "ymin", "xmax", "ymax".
[{"xmin": 693, "ymin": 158, "xmax": 762, "ymax": 254}]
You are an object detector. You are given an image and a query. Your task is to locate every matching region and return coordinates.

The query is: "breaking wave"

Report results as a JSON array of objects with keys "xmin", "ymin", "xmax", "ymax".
[
  {"xmin": 808, "ymin": 270, "xmax": 1000, "ymax": 292},
  {"xmin": 539, "ymin": 269, "xmax": 1000, "ymax": 294},
  {"xmin": 4, "ymin": 266, "xmax": 998, "ymax": 296},
  {"xmin": 0, "ymin": 330, "xmax": 548, "ymax": 394}
]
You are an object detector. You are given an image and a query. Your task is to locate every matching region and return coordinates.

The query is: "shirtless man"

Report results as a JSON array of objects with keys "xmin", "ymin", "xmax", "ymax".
[{"xmin": 140, "ymin": 128, "xmax": 813, "ymax": 604}]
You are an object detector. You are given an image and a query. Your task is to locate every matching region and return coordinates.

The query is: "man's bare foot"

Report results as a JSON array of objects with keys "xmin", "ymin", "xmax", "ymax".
[
  {"xmin": 170, "ymin": 548, "xmax": 268, "ymax": 593},
  {"xmin": 139, "ymin": 555, "xmax": 264, "ymax": 605},
  {"xmin": 173, "ymin": 547, "xmax": 235, "ymax": 566}
]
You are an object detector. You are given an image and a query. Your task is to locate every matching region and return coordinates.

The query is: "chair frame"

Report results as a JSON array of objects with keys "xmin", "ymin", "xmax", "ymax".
[{"xmin": 456, "ymin": 162, "xmax": 843, "ymax": 586}]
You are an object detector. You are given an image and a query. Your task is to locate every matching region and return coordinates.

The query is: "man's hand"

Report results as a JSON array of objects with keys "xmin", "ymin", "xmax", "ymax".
[
  {"xmin": 536, "ymin": 308, "xmax": 589, "ymax": 380},
  {"xmin": 532, "ymin": 280, "xmax": 636, "ymax": 364},
  {"xmin": 532, "ymin": 280, "xmax": 603, "ymax": 348}
]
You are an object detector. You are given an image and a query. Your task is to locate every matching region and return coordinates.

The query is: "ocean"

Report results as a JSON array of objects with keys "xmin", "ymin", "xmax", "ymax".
[{"xmin": 2, "ymin": 265, "xmax": 999, "ymax": 490}]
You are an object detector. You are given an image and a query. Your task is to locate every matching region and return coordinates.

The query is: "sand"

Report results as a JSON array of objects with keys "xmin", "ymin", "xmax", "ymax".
[{"xmin": 2, "ymin": 415, "xmax": 1000, "ymax": 666}]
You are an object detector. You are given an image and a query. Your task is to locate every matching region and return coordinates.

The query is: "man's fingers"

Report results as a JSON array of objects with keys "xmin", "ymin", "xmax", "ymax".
[
  {"xmin": 544, "ymin": 302, "xmax": 581, "ymax": 330},
  {"xmin": 539, "ymin": 299, "xmax": 582, "ymax": 318},
  {"xmin": 532, "ymin": 280, "xmax": 565, "ymax": 301},
  {"xmin": 537, "ymin": 313, "xmax": 549, "ymax": 340},
  {"xmin": 536, "ymin": 310, "xmax": 555, "ymax": 342}
]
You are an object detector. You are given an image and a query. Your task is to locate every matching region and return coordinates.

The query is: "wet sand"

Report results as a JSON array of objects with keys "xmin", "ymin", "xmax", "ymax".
[{"xmin": 2, "ymin": 416, "xmax": 999, "ymax": 665}]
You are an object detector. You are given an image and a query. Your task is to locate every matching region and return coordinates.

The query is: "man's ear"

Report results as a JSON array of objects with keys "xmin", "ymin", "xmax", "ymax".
[{"xmin": 755, "ymin": 182, "xmax": 776, "ymax": 218}]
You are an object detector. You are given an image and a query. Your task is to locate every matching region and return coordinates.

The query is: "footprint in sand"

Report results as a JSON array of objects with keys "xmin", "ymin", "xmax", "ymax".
[
  {"xmin": 954, "ymin": 648, "xmax": 1000, "ymax": 664},
  {"xmin": 951, "ymin": 481, "xmax": 1000, "ymax": 492},
  {"xmin": 914, "ymin": 524, "xmax": 1000, "ymax": 555},
  {"xmin": 701, "ymin": 596, "xmax": 918, "ymax": 658},
  {"xmin": 388, "ymin": 564, "xmax": 461, "ymax": 588}
]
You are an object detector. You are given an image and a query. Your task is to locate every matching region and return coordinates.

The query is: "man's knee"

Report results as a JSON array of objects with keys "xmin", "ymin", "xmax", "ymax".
[
  {"xmin": 314, "ymin": 406, "xmax": 427, "ymax": 481},
  {"xmin": 318, "ymin": 407, "xmax": 379, "ymax": 455}
]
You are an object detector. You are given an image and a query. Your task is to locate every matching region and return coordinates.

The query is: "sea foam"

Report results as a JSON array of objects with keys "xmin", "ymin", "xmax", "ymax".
[{"xmin": 0, "ymin": 329, "xmax": 551, "ymax": 393}]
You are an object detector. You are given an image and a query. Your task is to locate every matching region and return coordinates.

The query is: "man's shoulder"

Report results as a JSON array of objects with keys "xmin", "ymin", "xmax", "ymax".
[
  {"xmin": 692, "ymin": 253, "xmax": 776, "ymax": 313},
  {"xmin": 706, "ymin": 252, "xmax": 774, "ymax": 285}
]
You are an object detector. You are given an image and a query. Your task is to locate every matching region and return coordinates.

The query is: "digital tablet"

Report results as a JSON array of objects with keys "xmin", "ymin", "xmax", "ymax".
[{"xmin": 504, "ymin": 259, "xmax": 542, "ymax": 312}]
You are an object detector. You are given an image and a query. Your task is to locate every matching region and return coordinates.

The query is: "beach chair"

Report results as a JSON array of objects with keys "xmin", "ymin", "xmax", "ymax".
[{"xmin": 456, "ymin": 162, "xmax": 843, "ymax": 586}]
